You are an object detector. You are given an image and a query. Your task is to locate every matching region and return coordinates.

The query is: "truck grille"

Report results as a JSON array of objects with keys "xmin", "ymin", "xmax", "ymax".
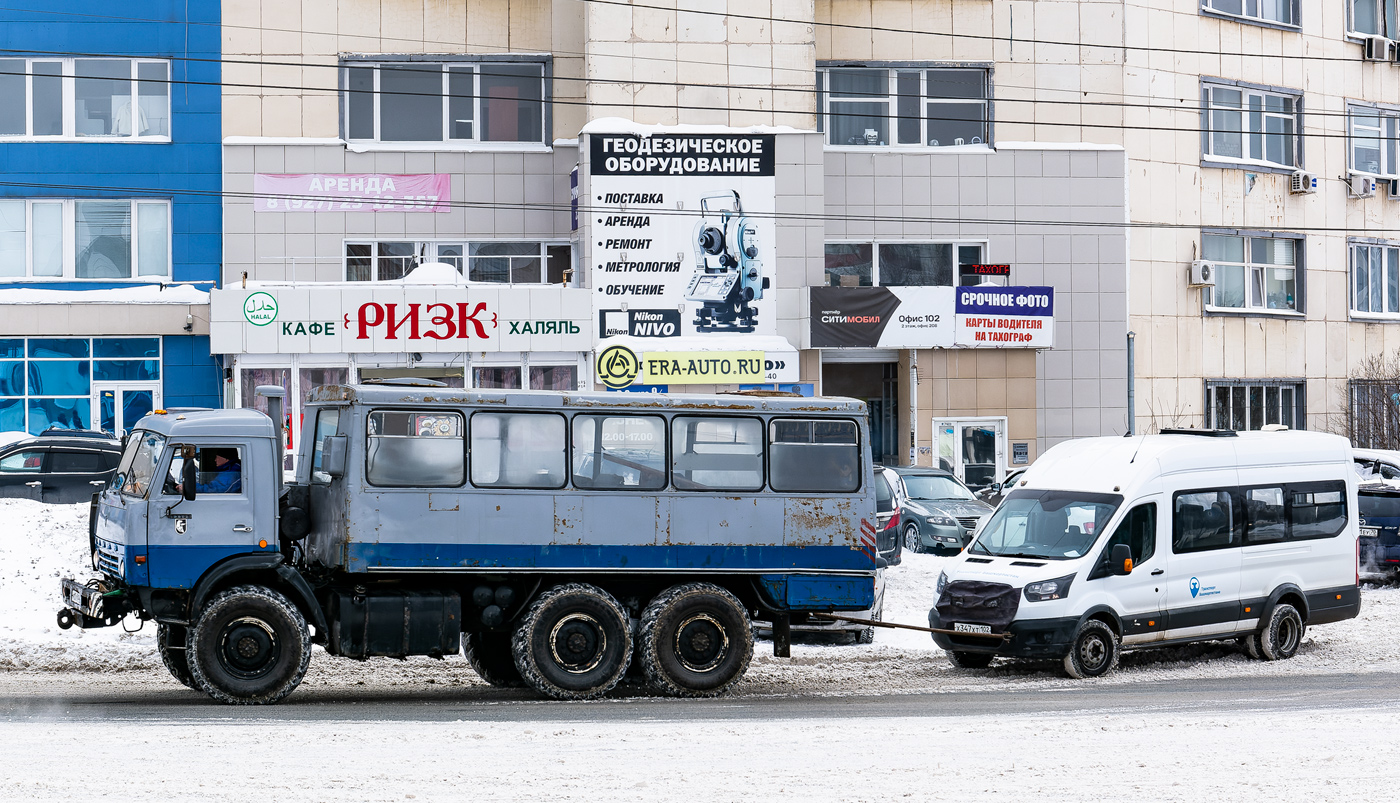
[
  {"xmin": 956, "ymin": 516, "xmax": 982, "ymax": 531},
  {"xmin": 96, "ymin": 547, "xmax": 121, "ymax": 577}
]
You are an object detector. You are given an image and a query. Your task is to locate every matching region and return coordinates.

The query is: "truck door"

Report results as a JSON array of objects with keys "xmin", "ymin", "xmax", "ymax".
[{"xmin": 147, "ymin": 441, "xmax": 274, "ymax": 589}]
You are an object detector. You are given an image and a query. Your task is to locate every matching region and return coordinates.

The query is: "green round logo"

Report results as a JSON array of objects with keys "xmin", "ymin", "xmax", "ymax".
[{"xmin": 243, "ymin": 292, "xmax": 278, "ymax": 326}]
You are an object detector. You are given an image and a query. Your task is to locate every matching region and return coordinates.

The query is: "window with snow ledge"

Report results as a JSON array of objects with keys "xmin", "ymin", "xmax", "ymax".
[
  {"xmin": 0, "ymin": 58, "xmax": 170, "ymax": 141},
  {"xmin": 0, "ymin": 199, "xmax": 170, "ymax": 281}
]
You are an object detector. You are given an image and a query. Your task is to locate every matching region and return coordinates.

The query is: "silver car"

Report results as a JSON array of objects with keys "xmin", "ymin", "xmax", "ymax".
[{"xmin": 885, "ymin": 467, "xmax": 993, "ymax": 554}]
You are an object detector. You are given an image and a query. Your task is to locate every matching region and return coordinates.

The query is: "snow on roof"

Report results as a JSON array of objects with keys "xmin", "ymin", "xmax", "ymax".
[
  {"xmin": 580, "ymin": 117, "xmax": 810, "ymax": 136},
  {"xmin": 0, "ymin": 284, "xmax": 210, "ymax": 305}
]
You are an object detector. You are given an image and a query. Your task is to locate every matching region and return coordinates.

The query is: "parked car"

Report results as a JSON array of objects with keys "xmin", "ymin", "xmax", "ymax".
[
  {"xmin": 886, "ymin": 466, "xmax": 994, "ymax": 554},
  {"xmin": 0, "ymin": 431, "xmax": 122, "ymax": 504},
  {"xmin": 977, "ymin": 466, "xmax": 1028, "ymax": 509},
  {"xmin": 873, "ymin": 467, "xmax": 903, "ymax": 565},
  {"xmin": 1359, "ymin": 482, "xmax": 1400, "ymax": 577},
  {"xmin": 1353, "ymin": 448, "xmax": 1400, "ymax": 489}
]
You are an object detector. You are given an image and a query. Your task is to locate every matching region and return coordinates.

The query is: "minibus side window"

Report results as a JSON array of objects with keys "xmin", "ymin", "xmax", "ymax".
[
  {"xmin": 1289, "ymin": 482, "xmax": 1347, "ymax": 540},
  {"xmin": 1092, "ymin": 502, "xmax": 1156, "ymax": 579},
  {"xmin": 571, "ymin": 415, "xmax": 666, "ymax": 490},
  {"xmin": 470, "ymin": 412, "xmax": 566, "ymax": 489},
  {"xmin": 769, "ymin": 418, "xmax": 860, "ymax": 492},
  {"xmin": 1173, "ymin": 490, "xmax": 1238, "ymax": 553},
  {"xmin": 671, "ymin": 417, "xmax": 763, "ymax": 491},
  {"xmin": 366, "ymin": 410, "xmax": 465, "ymax": 487},
  {"xmin": 1243, "ymin": 487, "xmax": 1287, "ymax": 544}
]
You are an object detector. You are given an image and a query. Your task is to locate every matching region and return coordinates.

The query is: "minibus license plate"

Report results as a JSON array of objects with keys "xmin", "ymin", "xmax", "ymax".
[{"xmin": 954, "ymin": 622, "xmax": 991, "ymax": 634}]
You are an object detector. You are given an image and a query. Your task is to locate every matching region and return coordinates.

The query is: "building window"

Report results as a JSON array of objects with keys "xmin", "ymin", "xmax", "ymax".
[
  {"xmin": 0, "ymin": 337, "xmax": 160, "ymax": 434},
  {"xmin": 1205, "ymin": 380, "xmax": 1304, "ymax": 431},
  {"xmin": 816, "ymin": 67, "xmax": 989, "ymax": 148},
  {"xmin": 345, "ymin": 240, "xmax": 571, "ymax": 284},
  {"xmin": 1202, "ymin": 233, "xmax": 1298, "ymax": 312},
  {"xmin": 1201, "ymin": 82, "xmax": 1300, "ymax": 169},
  {"xmin": 824, "ymin": 241, "xmax": 990, "ymax": 287},
  {"xmin": 0, "ymin": 200, "xmax": 170, "ymax": 281},
  {"xmin": 1202, "ymin": 0, "xmax": 1297, "ymax": 26},
  {"xmin": 1349, "ymin": 0, "xmax": 1399, "ymax": 36},
  {"xmin": 0, "ymin": 58, "xmax": 170, "ymax": 140},
  {"xmin": 1349, "ymin": 105, "xmax": 1400, "ymax": 178},
  {"xmin": 1351, "ymin": 242, "xmax": 1400, "ymax": 316},
  {"xmin": 344, "ymin": 60, "xmax": 546, "ymax": 144}
]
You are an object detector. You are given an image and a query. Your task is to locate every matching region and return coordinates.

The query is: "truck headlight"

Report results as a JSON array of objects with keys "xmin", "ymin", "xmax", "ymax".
[
  {"xmin": 936, "ymin": 570, "xmax": 948, "ymax": 594},
  {"xmin": 926, "ymin": 514, "xmax": 957, "ymax": 527},
  {"xmin": 1023, "ymin": 573, "xmax": 1076, "ymax": 602}
]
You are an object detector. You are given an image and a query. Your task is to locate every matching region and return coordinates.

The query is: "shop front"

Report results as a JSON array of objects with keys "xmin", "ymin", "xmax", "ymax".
[{"xmin": 210, "ymin": 276, "xmax": 593, "ymax": 462}]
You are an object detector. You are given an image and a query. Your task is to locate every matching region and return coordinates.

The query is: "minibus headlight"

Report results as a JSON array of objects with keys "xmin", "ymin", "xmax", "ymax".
[
  {"xmin": 1023, "ymin": 573, "xmax": 1076, "ymax": 602},
  {"xmin": 936, "ymin": 570, "xmax": 948, "ymax": 595}
]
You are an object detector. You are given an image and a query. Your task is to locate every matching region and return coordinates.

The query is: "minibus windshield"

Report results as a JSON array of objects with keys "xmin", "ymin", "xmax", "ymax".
[{"xmin": 970, "ymin": 489, "xmax": 1122, "ymax": 560}]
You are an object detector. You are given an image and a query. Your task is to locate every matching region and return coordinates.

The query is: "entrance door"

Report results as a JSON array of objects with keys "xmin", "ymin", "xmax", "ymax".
[
  {"xmin": 934, "ymin": 417, "xmax": 1006, "ymax": 491},
  {"xmin": 822, "ymin": 361, "xmax": 899, "ymax": 465},
  {"xmin": 93, "ymin": 383, "xmax": 161, "ymax": 437}
]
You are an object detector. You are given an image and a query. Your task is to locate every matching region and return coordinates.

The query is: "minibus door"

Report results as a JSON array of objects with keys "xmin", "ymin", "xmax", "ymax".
[
  {"xmin": 1163, "ymin": 489, "xmax": 1243, "ymax": 639},
  {"xmin": 1099, "ymin": 499, "xmax": 1167, "ymax": 644}
]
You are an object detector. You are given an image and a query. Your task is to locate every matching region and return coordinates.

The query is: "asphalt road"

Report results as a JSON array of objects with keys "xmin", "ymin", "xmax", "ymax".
[{"xmin": 2, "ymin": 669, "xmax": 1395, "ymax": 724}]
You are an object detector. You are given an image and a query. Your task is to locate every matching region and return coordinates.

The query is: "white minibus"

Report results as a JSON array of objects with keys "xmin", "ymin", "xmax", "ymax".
[{"xmin": 929, "ymin": 429, "xmax": 1361, "ymax": 677}]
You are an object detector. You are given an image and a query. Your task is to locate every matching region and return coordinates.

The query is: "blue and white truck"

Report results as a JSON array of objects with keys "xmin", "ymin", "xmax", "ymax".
[{"xmin": 58, "ymin": 383, "xmax": 879, "ymax": 704}]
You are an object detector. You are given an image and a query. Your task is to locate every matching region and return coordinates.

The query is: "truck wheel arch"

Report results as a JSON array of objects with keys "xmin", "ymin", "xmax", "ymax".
[{"xmin": 189, "ymin": 554, "xmax": 328, "ymax": 638}]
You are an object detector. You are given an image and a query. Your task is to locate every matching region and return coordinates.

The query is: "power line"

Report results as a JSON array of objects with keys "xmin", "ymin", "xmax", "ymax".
[{"xmin": 0, "ymin": 178, "xmax": 1388, "ymax": 236}]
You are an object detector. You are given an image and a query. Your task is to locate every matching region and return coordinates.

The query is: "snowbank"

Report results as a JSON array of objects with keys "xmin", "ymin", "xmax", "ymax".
[{"xmin": 3, "ymin": 499, "xmax": 1397, "ymax": 695}]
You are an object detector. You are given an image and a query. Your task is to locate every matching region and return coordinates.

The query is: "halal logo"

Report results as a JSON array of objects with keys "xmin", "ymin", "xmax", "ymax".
[
  {"xmin": 597, "ymin": 344, "xmax": 641, "ymax": 389},
  {"xmin": 243, "ymin": 292, "xmax": 278, "ymax": 327}
]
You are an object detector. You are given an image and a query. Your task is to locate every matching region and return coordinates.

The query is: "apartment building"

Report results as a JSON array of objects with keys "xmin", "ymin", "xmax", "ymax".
[
  {"xmin": 212, "ymin": 0, "xmax": 1130, "ymax": 486},
  {"xmin": 0, "ymin": 1, "xmax": 223, "ymax": 436}
]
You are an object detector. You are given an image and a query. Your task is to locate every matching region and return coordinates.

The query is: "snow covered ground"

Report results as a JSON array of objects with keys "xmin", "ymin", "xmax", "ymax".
[{"xmin": 4, "ymin": 498, "xmax": 1400, "ymax": 694}]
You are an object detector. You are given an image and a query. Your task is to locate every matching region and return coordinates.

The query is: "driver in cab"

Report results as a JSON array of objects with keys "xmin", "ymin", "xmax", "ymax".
[{"xmin": 176, "ymin": 449, "xmax": 242, "ymax": 494}]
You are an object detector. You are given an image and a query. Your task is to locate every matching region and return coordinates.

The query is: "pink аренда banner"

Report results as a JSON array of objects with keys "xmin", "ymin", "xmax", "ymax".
[{"xmin": 254, "ymin": 174, "xmax": 451, "ymax": 213}]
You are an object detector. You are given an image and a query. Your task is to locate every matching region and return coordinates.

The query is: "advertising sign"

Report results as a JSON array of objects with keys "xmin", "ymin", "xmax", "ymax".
[
  {"xmin": 809, "ymin": 287, "xmax": 955, "ymax": 348},
  {"xmin": 595, "ymin": 343, "xmax": 769, "ymax": 387},
  {"xmin": 210, "ymin": 286, "xmax": 593, "ymax": 354},
  {"xmin": 253, "ymin": 174, "xmax": 451, "ymax": 213},
  {"xmin": 953, "ymin": 286, "xmax": 1055, "ymax": 348},
  {"xmin": 588, "ymin": 132, "xmax": 778, "ymax": 339}
]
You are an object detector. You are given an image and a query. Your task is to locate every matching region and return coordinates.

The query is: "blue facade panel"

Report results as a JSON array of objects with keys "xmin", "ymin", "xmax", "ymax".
[{"xmin": 0, "ymin": 2, "xmax": 223, "ymax": 418}]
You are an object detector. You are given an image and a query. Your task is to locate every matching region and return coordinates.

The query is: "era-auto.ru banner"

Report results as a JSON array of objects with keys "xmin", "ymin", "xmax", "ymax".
[
  {"xmin": 253, "ymin": 174, "xmax": 451, "ymax": 212},
  {"xmin": 953, "ymin": 286, "xmax": 1055, "ymax": 348}
]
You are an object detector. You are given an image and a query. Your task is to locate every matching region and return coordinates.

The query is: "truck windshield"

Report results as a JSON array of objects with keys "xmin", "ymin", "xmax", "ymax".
[
  {"xmin": 970, "ymin": 489, "xmax": 1122, "ymax": 560},
  {"xmin": 117, "ymin": 430, "xmax": 166, "ymax": 499}
]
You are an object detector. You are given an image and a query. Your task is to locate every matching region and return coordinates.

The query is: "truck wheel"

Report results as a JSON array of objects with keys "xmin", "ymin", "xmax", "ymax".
[
  {"xmin": 465, "ymin": 632, "xmax": 523, "ymax": 687},
  {"xmin": 511, "ymin": 583, "xmax": 631, "ymax": 700},
  {"xmin": 1258, "ymin": 603, "xmax": 1304, "ymax": 661},
  {"xmin": 947, "ymin": 650, "xmax": 994, "ymax": 669},
  {"xmin": 638, "ymin": 583, "xmax": 753, "ymax": 698},
  {"xmin": 187, "ymin": 585, "xmax": 311, "ymax": 705},
  {"xmin": 1062, "ymin": 619, "xmax": 1119, "ymax": 679},
  {"xmin": 157, "ymin": 623, "xmax": 196, "ymax": 689}
]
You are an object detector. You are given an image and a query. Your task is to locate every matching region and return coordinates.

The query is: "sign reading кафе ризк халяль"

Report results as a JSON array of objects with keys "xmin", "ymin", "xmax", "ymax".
[{"xmin": 808, "ymin": 285, "xmax": 1055, "ymax": 349}]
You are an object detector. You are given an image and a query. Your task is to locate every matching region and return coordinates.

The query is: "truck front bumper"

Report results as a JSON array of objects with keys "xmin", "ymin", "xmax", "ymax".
[{"xmin": 57, "ymin": 578, "xmax": 129, "ymax": 629}]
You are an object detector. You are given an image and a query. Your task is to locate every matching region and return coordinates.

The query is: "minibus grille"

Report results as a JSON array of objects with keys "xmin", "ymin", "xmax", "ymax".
[{"xmin": 935, "ymin": 580, "xmax": 1019, "ymax": 630}]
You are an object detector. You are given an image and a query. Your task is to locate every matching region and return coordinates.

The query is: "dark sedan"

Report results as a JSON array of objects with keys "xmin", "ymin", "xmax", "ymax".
[
  {"xmin": 1360, "ymin": 484, "xmax": 1400, "ymax": 577},
  {"xmin": 886, "ymin": 467, "xmax": 994, "ymax": 554},
  {"xmin": 0, "ymin": 432, "xmax": 122, "ymax": 504}
]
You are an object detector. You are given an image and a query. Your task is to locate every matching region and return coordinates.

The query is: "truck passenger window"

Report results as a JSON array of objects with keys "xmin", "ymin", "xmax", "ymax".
[
  {"xmin": 1173, "ymin": 491, "xmax": 1237, "ymax": 553},
  {"xmin": 470, "ymin": 412, "xmax": 565, "ymax": 488},
  {"xmin": 1244, "ymin": 487, "xmax": 1286, "ymax": 544},
  {"xmin": 671, "ymin": 417, "xmax": 762, "ymax": 491},
  {"xmin": 311, "ymin": 408, "xmax": 341, "ymax": 484},
  {"xmin": 166, "ymin": 446, "xmax": 244, "ymax": 495},
  {"xmin": 769, "ymin": 419, "xmax": 860, "ymax": 492},
  {"xmin": 1290, "ymin": 484, "xmax": 1347, "ymax": 540},
  {"xmin": 571, "ymin": 415, "xmax": 665, "ymax": 490},
  {"xmin": 366, "ymin": 410, "xmax": 465, "ymax": 487}
]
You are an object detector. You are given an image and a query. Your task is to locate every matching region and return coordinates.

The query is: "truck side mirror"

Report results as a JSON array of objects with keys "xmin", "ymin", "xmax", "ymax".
[
  {"xmin": 181, "ymin": 456, "xmax": 197, "ymax": 501},
  {"xmin": 322, "ymin": 435, "xmax": 348, "ymax": 478},
  {"xmin": 1110, "ymin": 543, "xmax": 1132, "ymax": 576}
]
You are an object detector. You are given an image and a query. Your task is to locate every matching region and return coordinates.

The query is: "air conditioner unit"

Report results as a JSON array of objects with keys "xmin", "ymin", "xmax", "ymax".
[
  {"xmin": 1289, "ymin": 170, "xmax": 1317, "ymax": 194},
  {"xmin": 1349, "ymin": 172, "xmax": 1378, "ymax": 198},
  {"xmin": 1188, "ymin": 260, "xmax": 1216, "ymax": 288},
  {"xmin": 1363, "ymin": 35, "xmax": 1394, "ymax": 61}
]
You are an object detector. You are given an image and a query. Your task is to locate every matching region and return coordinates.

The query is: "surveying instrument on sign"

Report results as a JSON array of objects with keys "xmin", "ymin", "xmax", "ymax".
[{"xmin": 685, "ymin": 191, "xmax": 769, "ymax": 333}]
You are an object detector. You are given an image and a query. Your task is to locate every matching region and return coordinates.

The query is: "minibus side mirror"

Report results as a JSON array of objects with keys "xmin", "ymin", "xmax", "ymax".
[
  {"xmin": 322, "ymin": 435, "xmax": 348, "ymax": 478},
  {"xmin": 1110, "ymin": 543, "xmax": 1132, "ymax": 576}
]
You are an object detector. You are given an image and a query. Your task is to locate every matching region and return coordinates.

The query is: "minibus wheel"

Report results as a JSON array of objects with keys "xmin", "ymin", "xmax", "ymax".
[
  {"xmin": 465, "ymin": 631, "xmax": 523, "ymax": 687},
  {"xmin": 157, "ymin": 623, "xmax": 196, "ymax": 690},
  {"xmin": 946, "ymin": 651, "xmax": 993, "ymax": 669},
  {"xmin": 1063, "ymin": 619, "xmax": 1119, "ymax": 679},
  {"xmin": 187, "ymin": 585, "xmax": 312, "ymax": 705},
  {"xmin": 638, "ymin": 583, "xmax": 754, "ymax": 697},
  {"xmin": 1259, "ymin": 603, "xmax": 1304, "ymax": 661},
  {"xmin": 511, "ymin": 583, "xmax": 632, "ymax": 700}
]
